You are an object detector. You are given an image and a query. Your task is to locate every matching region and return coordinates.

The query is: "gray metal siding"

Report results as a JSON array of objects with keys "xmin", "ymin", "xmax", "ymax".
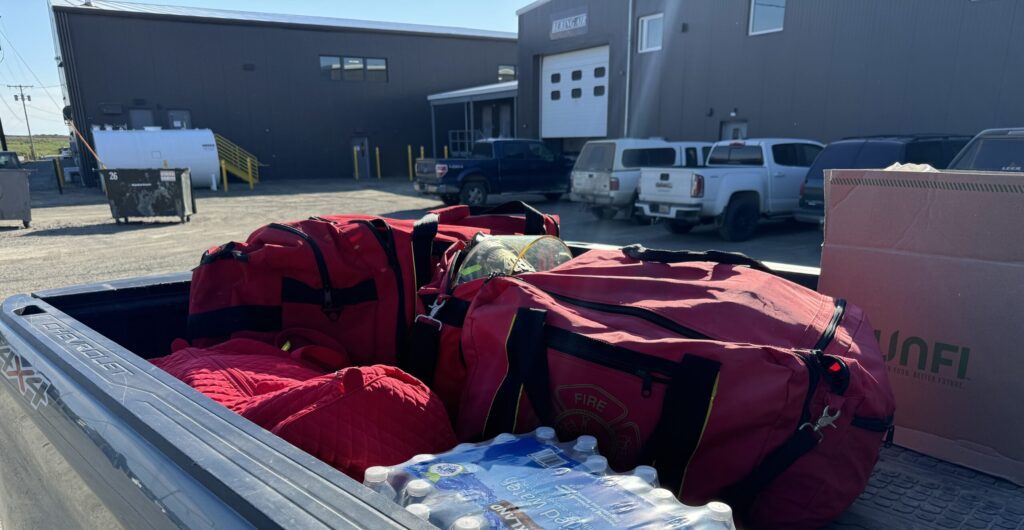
[
  {"xmin": 56, "ymin": 8, "xmax": 516, "ymax": 182},
  {"xmin": 516, "ymin": 1, "xmax": 630, "ymax": 144},
  {"xmin": 519, "ymin": 0, "xmax": 1024, "ymax": 145}
]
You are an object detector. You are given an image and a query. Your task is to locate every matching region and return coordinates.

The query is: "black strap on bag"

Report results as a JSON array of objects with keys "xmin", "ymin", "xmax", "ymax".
[
  {"xmin": 482, "ymin": 308, "xmax": 553, "ymax": 438},
  {"xmin": 411, "ymin": 213, "xmax": 439, "ymax": 289},
  {"xmin": 407, "ymin": 297, "xmax": 471, "ymax": 386},
  {"xmin": 646, "ymin": 355, "xmax": 722, "ymax": 495},
  {"xmin": 621, "ymin": 244, "xmax": 772, "ymax": 273},
  {"xmin": 468, "ymin": 201, "xmax": 552, "ymax": 236}
]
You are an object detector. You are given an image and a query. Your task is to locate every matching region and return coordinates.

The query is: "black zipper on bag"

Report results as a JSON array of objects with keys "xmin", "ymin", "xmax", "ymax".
[
  {"xmin": 544, "ymin": 291, "xmax": 712, "ymax": 341},
  {"xmin": 545, "ymin": 326, "xmax": 674, "ymax": 397},
  {"xmin": 813, "ymin": 299, "xmax": 846, "ymax": 352},
  {"xmin": 268, "ymin": 223, "xmax": 338, "ymax": 314},
  {"xmin": 851, "ymin": 415, "xmax": 893, "ymax": 432}
]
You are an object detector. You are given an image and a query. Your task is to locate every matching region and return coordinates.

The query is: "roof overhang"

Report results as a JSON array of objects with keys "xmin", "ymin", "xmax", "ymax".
[{"xmin": 428, "ymin": 81, "xmax": 518, "ymax": 105}]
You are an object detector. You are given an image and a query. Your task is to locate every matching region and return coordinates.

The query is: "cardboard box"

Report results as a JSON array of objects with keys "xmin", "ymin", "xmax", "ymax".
[{"xmin": 818, "ymin": 168, "xmax": 1024, "ymax": 485}]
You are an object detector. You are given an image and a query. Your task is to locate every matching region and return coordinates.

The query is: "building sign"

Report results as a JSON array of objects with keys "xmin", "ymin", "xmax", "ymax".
[{"xmin": 550, "ymin": 7, "xmax": 588, "ymax": 40}]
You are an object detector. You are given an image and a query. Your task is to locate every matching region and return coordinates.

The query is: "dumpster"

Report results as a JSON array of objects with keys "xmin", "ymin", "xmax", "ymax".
[
  {"xmin": 100, "ymin": 168, "xmax": 196, "ymax": 224},
  {"xmin": 0, "ymin": 169, "xmax": 32, "ymax": 228}
]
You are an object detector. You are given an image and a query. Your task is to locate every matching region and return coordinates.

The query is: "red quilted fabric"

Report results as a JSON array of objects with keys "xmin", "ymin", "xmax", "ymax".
[
  {"xmin": 151, "ymin": 340, "xmax": 456, "ymax": 481},
  {"xmin": 240, "ymin": 365, "xmax": 458, "ymax": 481}
]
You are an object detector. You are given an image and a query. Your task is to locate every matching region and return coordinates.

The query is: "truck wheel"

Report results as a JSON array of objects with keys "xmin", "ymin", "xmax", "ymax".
[
  {"xmin": 22, "ymin": 220, "xmax": 30, "ymax": 229},
  {"xmin": 459, "ymin": 181, "xmax": 488, "ymax": 206},
  {"xmin": 591, "ymin": 207, "xmax": 617, "ymax": 220},
  {"xmin": 440, "ymin": 194, "xmax": 460, "ymax": 206},
  {"xmin": 544, "ymin": 193, "xmax": 563, "ymax": 202},
  {"xmin": 666, "ymin": 220, "xmax": 695, "ymax": 234},
  {"xmin": 718, "ymin": 194, "xmax": 760, "ymax": 241}
]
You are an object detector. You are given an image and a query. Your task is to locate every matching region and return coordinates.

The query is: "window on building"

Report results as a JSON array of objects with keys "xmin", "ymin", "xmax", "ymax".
[
  {"xmin": 622, "ymin": 147, "xmax": 677, "ymax": 168},
  {"xmin": 167, "ymin": 109, "xmax": 192, "ymax": 129},
  {"xmin": 749, "ymin": 0, "xmax": 786, "ymax": 35},
  {"xmin": 638, "ymin": 13, "xmax": 664, "ymax": 53},
  {"xmin": 594, "ymin": 66, "xmax": 606, "ymax": 78},
  {"xmin": 320, "ymin": 56, "xmax": 342, "ymax": 80},
  {"xmin": 128, "ymin": 108, "xmax": 155, "ymax": 129},
  {"xmin": 343, "ymin": 57, "xmax": 365, "ymax": 81},
  {"xmin": 498, "ymin": 64, "xmax": 517, "ymax": 82},
  {"xmin": 571, "ymin": 70, "xmax": 582, "ymax": 81},
  {"xmin": 551, "ymin": 90, "xmax": 561, "ymax": 100},
  {"xmin": 365, "ymin": 58, "xmax": 388, "ymax": 82},
  {"xmin": 593, "ymin": 85, "xmax": 605, "ymax": 96},
  {"xmin": 571, "ymin": 88, "xmax": 582, "ymax": 98},
  {"xmin": 551, "ymin": 73, "xmax": 561, "ymax": 83}
]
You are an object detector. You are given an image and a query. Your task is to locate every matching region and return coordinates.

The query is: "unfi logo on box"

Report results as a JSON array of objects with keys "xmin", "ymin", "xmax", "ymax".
[{"xmin": 875, "ymin": 330, "xmax": 971, "ymax": 388}]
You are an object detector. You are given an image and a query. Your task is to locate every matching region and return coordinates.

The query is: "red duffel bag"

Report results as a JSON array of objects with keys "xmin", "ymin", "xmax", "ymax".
[
  {"xmin": 187, "ymin": 202, "xmax": 558, "ymax": 368},
  {"xmin": 152, "ymin": 337, "xmax": 457, "ymax": 481},
  {"xmin": 420, "ymin": 245, "xmax": 895, "ymax": 529}
]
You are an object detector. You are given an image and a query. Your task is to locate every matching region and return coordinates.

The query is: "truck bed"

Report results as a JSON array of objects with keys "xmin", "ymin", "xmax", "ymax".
[{"xmin": 2, "ymin": 252, "xmax": 1020, "ymax": 529}]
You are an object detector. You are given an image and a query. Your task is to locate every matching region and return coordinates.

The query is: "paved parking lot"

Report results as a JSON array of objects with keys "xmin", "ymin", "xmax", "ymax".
[{"xmin": 0, "ymin": 179, "xmax": 822, "ymax": 300}]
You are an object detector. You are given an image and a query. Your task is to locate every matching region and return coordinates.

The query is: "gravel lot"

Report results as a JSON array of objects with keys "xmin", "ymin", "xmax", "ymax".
[{"xmin": 0, "ymin": 179, "xmax": 822, "ymax": 300}]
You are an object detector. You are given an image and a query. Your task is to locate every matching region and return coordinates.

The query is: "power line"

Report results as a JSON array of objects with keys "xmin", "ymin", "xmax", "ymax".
[
  {"xmin": 8, "ymin": 84, "xmax": 37, "ymax": 159},
  {"xmin": 0, "ymin": 23, "xmax": 63, "ymax": 111}
]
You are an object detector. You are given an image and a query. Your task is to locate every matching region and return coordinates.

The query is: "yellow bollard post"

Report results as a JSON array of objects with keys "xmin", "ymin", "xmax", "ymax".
[
  {"xmin": 420, "ymin": 146, "xmax": 425, "ymax": 159},
  {"xmin": 221, "ymin": 160, "xmax": 229, "ymax": 192},
  {"xmin": 444, "ymin": 145, "xmax": 448, "ymax": 158},
  {"xmin": 246, "ymin": 158, "xmax": 254, "ymax": 190},
  {"xmin": 375, "ymin": 146, "xmax": 382, "ymax": 179},
  {"xmin": 352, "ymin": 147, "xmax": 360, "ymax": 180},
  {"xmin": 407, "ymin": 145, "xmax": 413, "ymax": 181}
]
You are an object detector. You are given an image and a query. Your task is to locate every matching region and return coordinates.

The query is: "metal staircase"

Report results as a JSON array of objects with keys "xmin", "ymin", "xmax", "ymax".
[{"xmin": 214, "ymin": 133, "xmax": 260, "ymax": 188}]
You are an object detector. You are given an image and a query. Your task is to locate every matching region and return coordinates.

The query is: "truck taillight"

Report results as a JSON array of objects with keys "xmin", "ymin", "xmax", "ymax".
[
  {"xmin": 435, "ymin": 164, "xmax": 448, "ymax": 178},
  {"xmin": 691, "ymin": 174, "xmax": 705, "ymax": 198},
  {"xmin": 609, "ymin": 177, "xmax": 620, "ymax": 191}
]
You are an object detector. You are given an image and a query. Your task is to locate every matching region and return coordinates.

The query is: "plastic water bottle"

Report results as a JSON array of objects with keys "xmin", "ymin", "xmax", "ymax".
[
  {"xmin": 633, "ymin": 465, "xmax": 659, "ymax": 487},
  {"xmin": 571, "ymin": 435, "xmax": 598, "ymax": 459},
  {"xmin": 535, "ymin": 426, "xmax": 557, "ymax": 445},
  {"xmin": 411, "ymin": 453, "xmax": 436, "ymax": 464},
  {"xmin": 362, "ymin": 466, "xmax": 397, "ymax": 502},
  {"xmin": 402, "ymin": 479, "xmax": 433, "ymax": 507},
  {"xmin": 405, "ymin": 503, "xmax": 431, "ymax": 521},
  {"xmin": 493, "ymin": 432, "xmax": 517, "ymax": 444},
  {"xmin": 583, "ymin": 455, "xmax": 609, "ymax": 475},
  {"xmin": 693, "ymin": 501, "xmax": 736, "ymax": 530},
  {"xmin": 451, "ymin": 515, "xmax": 485, "ymax": 530},
  {"xmin": 646, "ymin": 488, "xmax": 678, "ymax": 505}
]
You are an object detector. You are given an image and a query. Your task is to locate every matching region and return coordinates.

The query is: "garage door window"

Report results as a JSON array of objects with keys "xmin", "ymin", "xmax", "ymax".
[
  {"xmin": 749, "ymin": 0, "xmax": 786, "ymax": 35},
  {"xmin": 638, "ymin": 13, "xmax": 664, "ymax": 53},
  {"xmin": 594, "ymin": 86, "xmax": 605, "ymax": 96},
  {"xmin": 551, "ymin": 73, "xmax": 561, "ymax": 83},
  {"xmin": 571, "ymin": 88, "xmax": 582, "ymax": 98},
  {"xmin": 571, "ymin": 70, "xmax": 582, "ymax": 81},
  {"xmin": 551, "ymin": 90, "xmax": 561, "ymax": 100},
  {"xmin": 621, "ymin": 148, "xmax": 676, "ymax": 168},
  {"xmin": 594, "ymin": 66, "xmax": 606, "ymax": 78}
]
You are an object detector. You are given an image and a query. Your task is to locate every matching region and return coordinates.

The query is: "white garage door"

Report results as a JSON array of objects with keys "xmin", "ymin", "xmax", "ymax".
[{"xmin": 541, "ymin": 45, "xmax": 610, "ymax": 138}]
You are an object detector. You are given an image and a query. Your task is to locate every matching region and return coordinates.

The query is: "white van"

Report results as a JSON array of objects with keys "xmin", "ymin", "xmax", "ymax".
[{"xmin": 570, "ymin": 139, "xmax": 713, "ymax": 220}]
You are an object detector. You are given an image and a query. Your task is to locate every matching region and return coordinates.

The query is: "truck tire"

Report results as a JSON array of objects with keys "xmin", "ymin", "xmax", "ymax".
[
  {"xmin": 459, "ymin": 180, "xmax": 488, "ymax": 206},
  {"xmin": 718, "ymin": 193, "xmax": 760, "ymax": 241},
  {"xmin": 666, "ymin": 220, "xmax": 695, "ymax": 234},
  {"xmin": 591, "ymin": 207, "xmax": 617, "ymax": 220},
  {"xmin": 440, "ymin": 194, "xmax": 460, "ymax": 206}
]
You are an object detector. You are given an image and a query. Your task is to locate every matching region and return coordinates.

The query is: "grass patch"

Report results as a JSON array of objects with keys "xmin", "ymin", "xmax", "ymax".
[{"xmin": 5, "ymin": 135, "xmax": 68, "ymax": 159}]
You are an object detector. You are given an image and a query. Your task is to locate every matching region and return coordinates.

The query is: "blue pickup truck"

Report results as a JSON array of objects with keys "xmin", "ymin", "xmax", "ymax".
[{"xmin": 414, "ymin": 139, "xmax": 572, "ymax": 206}]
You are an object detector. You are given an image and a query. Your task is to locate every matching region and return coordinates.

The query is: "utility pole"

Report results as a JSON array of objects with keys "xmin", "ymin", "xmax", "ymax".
[{"xmin": 8, "ymin": 85, "xmax": 35, "ymax": 160}]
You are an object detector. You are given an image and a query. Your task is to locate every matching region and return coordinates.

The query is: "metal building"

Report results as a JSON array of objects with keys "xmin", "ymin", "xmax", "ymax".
[
  {"xmin": 49, "ymin": 0, "xmax": 517, "ymax": 184},
  {"xmin": 514, "ymin": 0, "xmax": 1024, "ymax": 154}
]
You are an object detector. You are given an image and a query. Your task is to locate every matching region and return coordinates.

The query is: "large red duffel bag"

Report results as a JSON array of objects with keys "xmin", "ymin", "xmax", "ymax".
[
  {"xmin": 186, "ymin": 202, "xmax": 558, "ymax": 367},
  {"xmin": 418, "ymin": 245, "xmax": 895, "ymax": 529}
]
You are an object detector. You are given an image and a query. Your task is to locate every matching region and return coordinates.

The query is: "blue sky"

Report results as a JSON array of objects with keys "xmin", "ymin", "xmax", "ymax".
[{"xmin": 0, "ymin": 0, "xmax": 529, "ymax": 135}]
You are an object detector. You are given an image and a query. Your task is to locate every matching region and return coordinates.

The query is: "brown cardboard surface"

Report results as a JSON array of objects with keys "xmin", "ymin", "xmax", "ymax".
[{"xmin": 819, "ymin": 169, "xmax": 1024, "ymax": 485}]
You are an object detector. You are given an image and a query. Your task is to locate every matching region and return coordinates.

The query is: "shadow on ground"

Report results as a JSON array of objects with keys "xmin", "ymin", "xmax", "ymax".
[{"xmin": 23, "ymin": 219, "xmax": 182, "ymax": 238}]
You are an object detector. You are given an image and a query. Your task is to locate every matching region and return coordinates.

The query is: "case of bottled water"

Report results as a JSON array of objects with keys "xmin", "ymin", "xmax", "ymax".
[{"xmin": 363, "ymin": 427, "xmax": 736, "ymax": 530}]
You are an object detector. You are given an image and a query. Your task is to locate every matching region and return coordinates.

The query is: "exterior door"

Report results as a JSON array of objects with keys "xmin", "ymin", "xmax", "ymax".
[
  {"xmin": 351, "ymin": 137, "xmax": 370, "ymax": 179},
  {"xmin": 541, "ymin": 46, "xmax": 610, "ymax": 138},
  {"xmin": 720, "ymin": 121, "xmax": 748, "ymax": 141}
]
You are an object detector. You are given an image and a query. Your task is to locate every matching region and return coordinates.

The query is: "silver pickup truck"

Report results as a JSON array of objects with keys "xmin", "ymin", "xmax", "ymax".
[{"xmin": 1, "ymin": 248, "xmax": 1020, "ymax": 529}]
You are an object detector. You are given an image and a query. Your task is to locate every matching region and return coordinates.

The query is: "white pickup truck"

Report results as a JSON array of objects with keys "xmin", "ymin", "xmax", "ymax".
[{"xmin": 636, "ymin": 138, "xmax": 823, "ymax": 241}]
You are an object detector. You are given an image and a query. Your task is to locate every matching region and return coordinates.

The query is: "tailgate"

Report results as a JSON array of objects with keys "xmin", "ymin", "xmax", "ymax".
[
  {"xmin": 414, "ymin": 158, "xmax": 438, "ymax": 178},
  {"xmin": 638, "ymin": 168, "xmax": 696, "ymax": 203},
  {"xmin": 571, "ymin": 170, "xmax": 612, "ymax": 195}
]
